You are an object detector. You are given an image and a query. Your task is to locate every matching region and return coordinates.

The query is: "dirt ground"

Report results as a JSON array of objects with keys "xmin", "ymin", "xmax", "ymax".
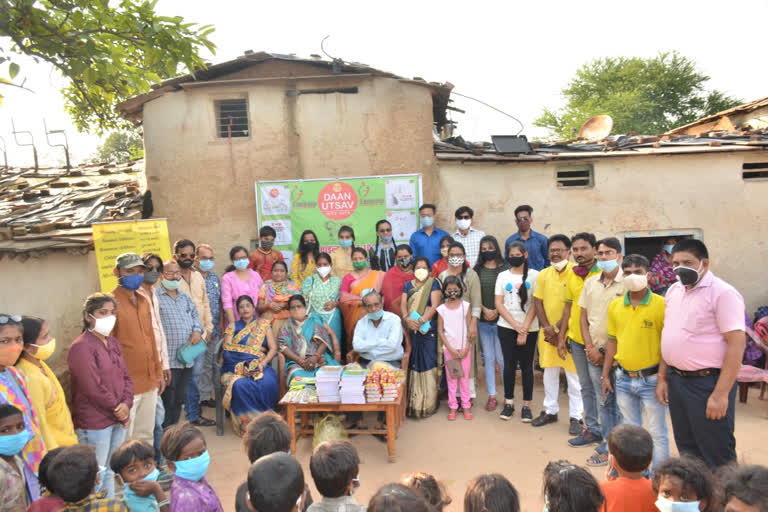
[{"xmin": 202, "ymin": 373, "xmax": 768, "ymax": 512}]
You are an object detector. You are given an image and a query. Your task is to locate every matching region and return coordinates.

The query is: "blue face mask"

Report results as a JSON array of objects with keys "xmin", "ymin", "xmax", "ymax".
[
  {"xmin": 0, "ymin": 429, "xmax": 29, "ymax": 456},
  {"xmin": 597, "ymin": 259, "xmax": 619, "ymax": 273},
  {"xmin": 120, "ymin": 273, "xmax": 145, "ymax": 291},
  {"xmin": 162, "ymin": 278, "xmax": 180, "ymax": 291},
  {"xmin": 233, "ymin": 258, "xmax": 250, "ymax": 271},
  {"xmin": 420, "ymin": 216, "xmax": 434, "ymax": 228},
  {"xmin": 654, "ymin": 497, "xmax": 701, "ymax": 512},
  {"xmin": 663, "ymin": 244, "xmax": 675, "ymax": 254},
  {"xmin": 173, "ymin": 450, "xmax": 210, "ymax": 482},
  {"xmin": 124, "ymin": 468, "xmax": 160, "ymax": 512},
  {"xmin": 198, "ymin": 259, "xmax": 215, "ymax": 272},
  {"xmin": 339, "ymin": 239, "xmax": 353, "ymax": 249},
  {"xmin": 367, "ymin": 310, "xmax": 384, "ymax": 322},
  {"xmin": 380, "ymin": 235, "xmax": 393, "ymax": 243}
]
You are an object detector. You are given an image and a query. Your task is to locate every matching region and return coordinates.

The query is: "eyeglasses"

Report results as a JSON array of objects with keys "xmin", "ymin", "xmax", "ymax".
[
  {"xmin": 378, "ymin": 227, "xmax": 392, "ymax": 233},
  {"xmin": 516, "ymin": 216, "xmax": 531, "ymax": 222},
  {"xmin": 363, "ymin": 302, "xmax": 381, "ymax": 310},
  {"xmin": 0, "ymin": 315, "xmax": 22, "ymax": 324},
  {"xmin": 163, "ymin": 271, "xmax": 182, "ymax": 277},
  {"xmin": 457, "ymin": 215, "xmax": 471, "ymax": 219},
  {"xmin": 549, "ymin": 248, "xmax": 567, "ymax": 254}
]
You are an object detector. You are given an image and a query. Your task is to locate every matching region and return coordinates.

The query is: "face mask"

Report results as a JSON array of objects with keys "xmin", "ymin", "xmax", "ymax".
[
  {"xmin": 367, "ymin": 310, "xmax": 384, "ymax": 322},
  {"xmin": 0, "ymin": 341, "xmax": 24, "ymax": 367},
  {"xmin": 414, "ymin": 268, "xmax": 429, "ymax": 281},
  {"xmin": 30, "ymin": 338, "xmax": 56, "ymax": 361},
  {"xmin": 380, "ymin": 235, "xmax": 393, "ymax": 243},
  {"xmin": 350, "ymin": 476, "xmax": 360, "ymax": 496},
  {"xmin": 124, "ymin": 468, "xmax": 160, "ymax": 512},
  {"xmin": 655, "ymin": 497, "xmax": 701, "ymax": 512},
  {"xmin": 143, "ymin": 271, "xmax": 160, "ymax": 285},
  {"xmin": 448, "ymin": 256, "xmax": 464, "ymax": 268},
  {"xmin": 445, "ymin": 290, "xmax": 461, "ymax": 299},
  {"xmin": 233, "ymin": 258, "xmax": 250, "ymax": 271},
  {"xmin": 339, "ymin": 239, "xmax": 353, "ymax": 249},
  {"xmin": 552, "ymin": 259, "xmax": 569, "ymax": 272},
  {"xmin": 352, "ymin": 261, "xmax": 367, "ymax": 271},
  {"xmin": 177, "ymin": 259, "xmax": 194, "ymax": 269},
  {"xmin": 397, "ymin": 257, "xmax": 411, "ymax": 267},
  {"xmin": 90, "ymin": 314, "xmax": 116, "ymax": 337},
  {"xmin": 120, "ymin": 273, "xmax": 144, "ymax": 291},
  {"xmin": 162, "ymin": 278, "xmax": 181, "ymax": 291},
  {"xmin": 260, "ymin": 240, "xmax": 274, "ymax": 251},
  {"xmin": 674, "ymin": 263, "xmax": 703, "ymax": 286},
  {"xmin": 302, "ymin": 242, "xmax": 318, "ymax": 251},
  {"xmin": 573, "ymin": 265, "xmax": 590, "ymax": 278},
  {"xmin": 0, "ymin": 429, "xmax": 29, "ymax": 456},
  {"xmin": 624, "ymin": 273, "xmax": 648, "ymax": 292},
  {"xmin": 198, "ymin": 259, "xmax": 215, "ymax": 272},
  {"xmin": 597, "ymin": 259, "xmax": 619, "ymax": 273},
  {"xmin": 317, "ymin": 266, "xmax": 332, "ymax": 278},
  {"xmin": 456, "ymin": 218, "xmax": 471, "ymax": 230},
  {"xmin": 440, "ymin": 247, "xmax": 449, "ymax": 258},
  {"xmin": 480, "ymin": 250, "xmax": 497, "ymax": 261},
  {"xmin": 664, "ymin": 244, "xmax": 675, "ymax": 254},
  {"xmin": 508, "ymin": 256, "xmax": 525, "ymax": 267},
  {"xmin": 421, "ymin": 216, "xmax": 434, "ymax": 228},
  {"xmin": 173, "ymin": 450, "xmax": 210, "ymax": 482}
]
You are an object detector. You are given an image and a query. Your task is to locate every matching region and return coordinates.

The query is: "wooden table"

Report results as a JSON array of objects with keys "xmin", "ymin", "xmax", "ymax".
[{"xmin": 283, "ymin": 384, "xmax": 405, "ymax": 463}]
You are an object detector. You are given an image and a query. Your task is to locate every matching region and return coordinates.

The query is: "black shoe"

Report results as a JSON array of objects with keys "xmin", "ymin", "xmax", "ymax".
[
  {"xmin": 568, "ymin": 418, "xmax": 584, "ymax": 436},
  {"xmin": 499, "ymin": 403, "xmax": 515, "ymax": 420},
  {"xmin": 190, "ymin": 417, "xmax": 216, "ymax": 427},
  {"xmin": 531, "ymin": 411, "xmax": 558, "ymax": 427},
  {"xmin": 200, "ymin": 400, "xmax": 216, "ymax": 408},
  {"xmin": 521, "ymin": 406, "xmax": 533, "ymax": 423},
  {"xmin": 568, "ymin": 428, "xmax": 602, "ymax": 447}
]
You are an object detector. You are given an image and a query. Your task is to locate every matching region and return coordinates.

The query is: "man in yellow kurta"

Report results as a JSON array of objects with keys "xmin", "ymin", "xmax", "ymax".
[{"xmin": 531, "ymin": 234, "xmax": 583, "ymax": 435}]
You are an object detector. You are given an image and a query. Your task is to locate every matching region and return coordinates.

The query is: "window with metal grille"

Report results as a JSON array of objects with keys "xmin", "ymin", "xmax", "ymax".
[
  {"xmin": 743, "ymin": 162, "xmax": 768, "ymax": 180},
  {"xmin": 556, "ymin": 164, "xmax": 593, "ymax": 188},
  {"xmin": 215, "ymin": 99, "xmax": 249, "ymax": 138}
]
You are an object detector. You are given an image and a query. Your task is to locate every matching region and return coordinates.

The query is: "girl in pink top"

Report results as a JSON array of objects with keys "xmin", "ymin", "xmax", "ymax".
[
  {"xmin": 222, "ymin": 246, "xmax": 264, "ymax": 324},
  {"xmin": 437, "ymin": 275, "xmax": 473, "ymax": 420}
]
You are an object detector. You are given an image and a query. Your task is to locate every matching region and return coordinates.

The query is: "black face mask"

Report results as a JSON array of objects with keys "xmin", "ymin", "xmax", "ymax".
[
  {"xmin": 480, "ymin": 250, "xmax": 498, "ymax": 261},
  {"xmin": 177, "ymin": 259, "xmax": 194, "ymax": 269},
  {"xmin": 302, "ymin": 242, "xmax": 317, "ymax": 251},
  {"xmin": 674, "ymin": 265, "xmax": 701, "ymax": 286},
  {"xmin": 143, "ymin": 271, "xmax": 160, "ymax": 285},
  {"xmin": 508, "ymin": 256, "xmax": 525, "ymax": 267}
]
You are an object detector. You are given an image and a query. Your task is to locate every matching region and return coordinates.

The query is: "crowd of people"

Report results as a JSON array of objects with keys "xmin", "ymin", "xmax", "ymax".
[{"xmin": 0, "ymin": 201, "xmax": 763, "ymax": 511}]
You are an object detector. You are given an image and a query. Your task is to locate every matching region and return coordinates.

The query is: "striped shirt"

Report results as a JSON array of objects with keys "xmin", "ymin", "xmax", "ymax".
[{"xmin": 156, "ymin": 286, "xmax": 203, "ymax": 369}]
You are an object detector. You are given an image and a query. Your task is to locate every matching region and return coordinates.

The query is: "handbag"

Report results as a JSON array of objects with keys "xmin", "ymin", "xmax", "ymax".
[
  {"xmin": 176, "ymin": 339, "xmax": 206, "ymax": 365},
  {"xmin": 445, "ymin": 358, "xmax": 464, "ymax": 379}
]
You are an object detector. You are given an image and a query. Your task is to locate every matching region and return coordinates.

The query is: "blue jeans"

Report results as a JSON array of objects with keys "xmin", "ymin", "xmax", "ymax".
[
  {"xmin": 615, "ymin": 369, "xmax": 670, "ymax": 472},
  {"xmin": 153, "ymin": 399, "xmax": 165, "ymax": 464},
  {"xmin": 76, "ymin": 424, "xmax": 126, "ymax": 497},
  {"xmin": 478, "ymin": 322, "xmax": 504, "ymax": 397},
  {"xmin": 571, "ymin": 341, "xmax": 622, "ymax": 454},
  {"xmin": 184, "ymin": 354, "xmax": 205, "ymax": 422}
]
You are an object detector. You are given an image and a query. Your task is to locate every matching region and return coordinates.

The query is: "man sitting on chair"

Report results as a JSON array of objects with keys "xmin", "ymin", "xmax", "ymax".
[{"xmin": 348, "ymin": 290, "xmax": 404, "ymax": 439}]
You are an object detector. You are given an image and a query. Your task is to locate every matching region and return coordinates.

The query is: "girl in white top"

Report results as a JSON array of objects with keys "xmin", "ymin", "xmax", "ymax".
[
  {"xmin": 437, "ymin": 275, "xmax": 473, "ymax": 420},
  {"xmin": 494, "ymin": 241, "xmax": 540, "ymax": 423}
]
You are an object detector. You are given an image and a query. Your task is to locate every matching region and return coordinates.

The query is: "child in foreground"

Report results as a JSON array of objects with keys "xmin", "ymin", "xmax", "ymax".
[
  {"xmin": 247, "ymin": 452, "xmax": 305, "ymax": 512},
  {"xmin": 307, "ymin": 440, "xmax": 364, "ymax": 512},
  {"xmin": 368, "ymin": 483, "xmax": 433, "ymax": 512},
  {"xmin": 720, "ymin": 464, "xmax": 768, "ymax": 512},
  {"xmin": 464, "ymin": 473, "xmax": 519, "ymax": 512},
  {"xmin": 0, "ymin": 404, "xmax": 40, "ymax": 509},
  {"xmin": 402, "ymin": 472, "xmax": 451, "ymax": 511},
  {"xmin": 601, "ymin": 424, "xmax": 657, "ymax": 512},
  {"xmin": 28, "ymin": 446, "xmax": 66, "ymax": 512},
  {"xmin": 160, "ymin": 422, "xmax": 223, "ymax": 512},
  {"xmin": 543, "ymin": 460, "xmax": 603, "ymax": 512},
  {"xmin": 652, "ymin": 456, "xmax": 714, "ymax": 512},
  {"xmin": 46, "ymin": 444, "xmax": 129, "ymax": 511},
  {"xmin": 110, "ymin": 440, "xmax": 169, "ymax": 512}
]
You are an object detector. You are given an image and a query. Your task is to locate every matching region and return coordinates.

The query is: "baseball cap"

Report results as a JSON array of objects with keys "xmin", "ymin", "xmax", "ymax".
[{"xmin": 115, "ymin": 252, "xmax": 148, "ymax": 269}]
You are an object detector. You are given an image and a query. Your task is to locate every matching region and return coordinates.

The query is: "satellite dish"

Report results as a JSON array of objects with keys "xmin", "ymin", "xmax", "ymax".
[{"xmin": 579, "ymin": 115, "xmax": 613, "ymax": 140}]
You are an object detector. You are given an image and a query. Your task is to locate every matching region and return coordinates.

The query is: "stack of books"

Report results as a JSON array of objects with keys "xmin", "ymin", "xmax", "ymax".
[
  {"xmin": 315, "ymin": 366, "xmax": 342, "ymax": 402},
  {"xmin": 340, "ymin": 365, "xmax": 367, "ymax": 404}
]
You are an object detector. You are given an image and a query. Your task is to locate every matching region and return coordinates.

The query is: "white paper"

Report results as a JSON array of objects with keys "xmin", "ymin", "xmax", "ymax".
[
  {"xmin": 263, "ymin": 219, "xmax": 292, "ymax": 246},
  {"xmin": 385, "ymin": 179, "xmax": 418, "ymax": 210},
  {"xmin": 260, "ymin": 185, "xmax": 291, "ymax": 216},
  {"xmin": 386, "ymin": 210, "xmax": 418, "ymax": 241}
]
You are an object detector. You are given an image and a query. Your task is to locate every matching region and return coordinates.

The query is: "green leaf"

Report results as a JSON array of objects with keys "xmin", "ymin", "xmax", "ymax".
[{"xmin": 9, "ymin": 62, "xmax": 19, "ymax": 79}]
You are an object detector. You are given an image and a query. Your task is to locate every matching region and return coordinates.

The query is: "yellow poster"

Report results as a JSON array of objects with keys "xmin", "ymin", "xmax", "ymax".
[{"xmin": 92, "ymin": 219, "xmax": 172, "ymax": 292}]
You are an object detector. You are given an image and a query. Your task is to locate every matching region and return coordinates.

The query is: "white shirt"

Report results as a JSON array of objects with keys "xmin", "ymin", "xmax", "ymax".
[
  {"xmin": 494, "ymin": 269, "xmax": 539, "ymax": 331},
  {"xmin": 352, "ymin": 311, "xmax": 404, "ymax": 362}
]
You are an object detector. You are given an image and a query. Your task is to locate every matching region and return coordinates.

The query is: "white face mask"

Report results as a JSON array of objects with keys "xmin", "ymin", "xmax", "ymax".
[
  {"xmin": 655, "ymin": 497, "xmax": 701, "ymax": 512},
  {"xmin": 90, "ymin": 314, "xmax": 116, "ymax": 337},
  {"xmin": 317, "ymin": 266, "xmax": 332, "ymax": 278},
  {"xmin": 414, "ymin": 268, "xmax": 429, "ymax": 281},
  {"xmin": 448, "ymin": 256, "xmax": 464, "ymax": 268},
  {"xmin": 552, "ymin": 259, "xmax": 568, "ymax": 272},
  {"xmin": 456, "ymin": 218, "xmax": 471, "ymax": 230},
  {"xmin": 624, "ymin": 273, "xmax": 648, "ymax": 292}
]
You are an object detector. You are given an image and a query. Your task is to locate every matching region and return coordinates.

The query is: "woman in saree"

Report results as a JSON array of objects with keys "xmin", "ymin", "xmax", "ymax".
[
  {"xmin": 278, "ymin": 295, "xmax": 342, "ymax": 387},
  {"xmin": 381, "ymin": 244, "xmax": 414, "ymax": 317},
  {"xmin": 339, "ymin": 247, "xmax": 385, "ymax": 342},
  {"xmin": 257, "ymin": 260, "xmax": 301, "ymax": 337},
  {"xmin": 221, "ymin": 295, "xmax": 279, "ymax": 436},
  {"xmin": 401, "ymin": 257, "xmax": 442, "ymax": 418},
  {"xmin": 302, "ymin": 252, "xmax": 342, "ymax": 341}
]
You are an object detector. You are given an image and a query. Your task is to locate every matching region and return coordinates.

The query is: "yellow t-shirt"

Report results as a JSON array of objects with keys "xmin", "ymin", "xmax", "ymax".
[
  {"xmin": 533, "ymin": 263, "xmax": 576, "ymax": 371},
  {"xmin": 290, "ymin": 253, "xmax": 317, "ymax": 285},
  {"xmin": 330, "ymin": 247, "xmax": 354, "ymax": 279},
  {"xmin": 606, "ymin": 290, "xmax": 665, "ymax": 371},
  {"xmin": 564, "ymin": 264, "xmax": 601, "ymax": 344}
]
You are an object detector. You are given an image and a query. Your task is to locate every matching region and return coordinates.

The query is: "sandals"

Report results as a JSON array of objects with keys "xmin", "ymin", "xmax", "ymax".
[
  {"xmin": 463, "ymin": 409, "xmax": 473, "ymax": 420},
  {"xmin": 586, "ymin": 452, "xmax": 609, "ymax": 467},
  {"xmin": 486, "ymin": 397, "xmax": 498, "ymax": 411},
  {"xmin": 190, "ymin": 417, "xmax": 216, "ymax": 427},
  {"xmin": 448, "ymin": 410, "xmax": 458, "ymax": 421}
]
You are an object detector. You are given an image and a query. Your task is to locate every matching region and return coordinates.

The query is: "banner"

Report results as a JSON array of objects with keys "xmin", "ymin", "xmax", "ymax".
[
  {"xmin": 255, "ymin": 174, "xmax": 422, "ymax": 259},
  {"xmin": 92, "ymin": 219, "xmax": 172, "ymax": 292}
]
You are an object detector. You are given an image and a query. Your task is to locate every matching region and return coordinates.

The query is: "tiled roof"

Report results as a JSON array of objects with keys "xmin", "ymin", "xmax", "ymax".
[{"xmin": 0, "ymin": 160, "xmax": 146, "ymax": 257}]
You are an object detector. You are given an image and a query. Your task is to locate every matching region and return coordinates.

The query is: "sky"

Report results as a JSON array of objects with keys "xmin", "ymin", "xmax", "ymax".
[{"xmin": 1, "ymin": 0, "xmax": 767, "ymax": 167}]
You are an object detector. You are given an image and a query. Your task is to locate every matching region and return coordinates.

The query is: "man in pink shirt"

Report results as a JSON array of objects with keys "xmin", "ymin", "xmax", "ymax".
[{"xmin": 656, "ymin": 239, "xmax": 745, "ymax": 469}]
